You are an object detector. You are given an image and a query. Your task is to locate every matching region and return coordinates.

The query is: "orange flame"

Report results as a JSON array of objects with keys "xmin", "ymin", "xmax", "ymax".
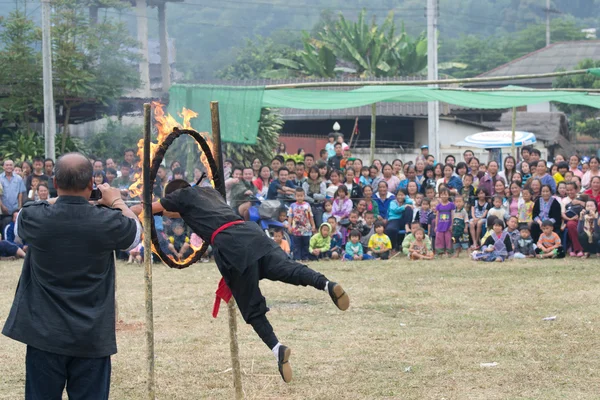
[
  {"xmin": 128, "ymin": 102, "xmax": 214, "ymax": 198},
  {"xmin": 129, "ymin": 102, "xmax": 214, "ymax": 267}
]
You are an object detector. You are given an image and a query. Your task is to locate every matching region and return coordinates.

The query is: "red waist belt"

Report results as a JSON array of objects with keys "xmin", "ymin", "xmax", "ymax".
[
  {"xmin": 210, "ymin": 219, "xmax": 244, "ymax": 245},
  {"xmin": 211, "ymin": 219, "xmax": 244, "ymax": 318}
]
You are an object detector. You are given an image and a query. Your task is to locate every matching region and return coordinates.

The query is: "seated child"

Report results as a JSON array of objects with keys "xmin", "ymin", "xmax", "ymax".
[
  {"xmin": 0, "ymin": 239, "xmax": 26, "ymax": 260},
  {"xmin": 360, "ymin": 211, "xmax": 376, "ymax": 249},
  {"xmin": 344, "ymin": 230, "xmax": 373, "ymax": 261},
  {"xmin": 536, "ymin": 219, "xmax": 565, "ymax": 259},
  {"xmin": 513, "ymin": 226, "xmax": 536, "ymax": 259},
  {"xmin": 190, "ymin": 232, "xmax": 211, "ymax": 262},
  {"xmin": 408, "ymin": 228, "xmax": 434, "ymax": 260},
  {"xmin": 168, "ymin": 221, "xmax": 192, "ymax": 261},
  {"xmin": 273, "ymin": 228, "xmax": 291, "ymax": 257},
  {"xmin": 309, "ymin": 222, "xmax": 335, "ymax": 260},
  {"xmin": 471, "ymin": 218, "xmax": 513, "ymax": 262},
  {"xmin": 3, "ymin": 210, "xmax": 27, "ymax": 252},
  {"xmin": 128, "ymin": 243, "xmax": 143, "ymax": 264},
  {"xmin": 402, "ymin": 221, "xmax": 432, "ymax": 256},
  {"xmin": 368, "ymin": 221, "xmax": 392, "ymax": 260},
  {"xmin": 327, "ymin": 216, "xmax": 343, "ymax": 256}
]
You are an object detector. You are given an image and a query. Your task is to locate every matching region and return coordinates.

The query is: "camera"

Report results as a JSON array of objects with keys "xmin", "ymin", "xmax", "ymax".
[{"xmin": 90, "ymin": 188, "xmax": 102, "ymax": 201}]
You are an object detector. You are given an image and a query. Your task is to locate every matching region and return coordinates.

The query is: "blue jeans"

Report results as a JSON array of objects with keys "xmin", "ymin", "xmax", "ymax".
[
  {"xmin": 292, "ymin": 235, "xmax": 310, "ymax": 260},
  {"xmin": 343, "ymin": 253, "xmax": 374, "ymax": 261},
  {"xmin": 25, "ymin": 346, "xmax": 111, "ymax": 400}
]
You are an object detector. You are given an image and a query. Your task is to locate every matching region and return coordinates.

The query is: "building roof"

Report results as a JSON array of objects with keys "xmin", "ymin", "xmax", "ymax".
[
  {"xmin": 183, "ymin": 77, "xmax": 503, "ymax": 118},
  {"xmin": 472, "ymin": 41, "xmax": 600, "ymax": 88}
]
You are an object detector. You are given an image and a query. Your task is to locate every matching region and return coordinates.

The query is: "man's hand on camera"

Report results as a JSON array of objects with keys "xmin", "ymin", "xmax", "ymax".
[{"xmin": 97, "ymin": 184, "xmax": 123, "ymax": 208}]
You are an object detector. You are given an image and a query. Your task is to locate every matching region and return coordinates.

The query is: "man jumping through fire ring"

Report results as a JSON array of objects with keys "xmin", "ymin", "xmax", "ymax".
[{"xmin": 132, "ymin": 179, "xmax": 349, "ymax": 383}]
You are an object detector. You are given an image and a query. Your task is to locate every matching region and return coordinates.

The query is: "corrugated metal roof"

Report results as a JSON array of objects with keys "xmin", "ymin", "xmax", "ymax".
[{"xmin": 473, "ymin": 41, "xmax": 600, "ymax": 88}]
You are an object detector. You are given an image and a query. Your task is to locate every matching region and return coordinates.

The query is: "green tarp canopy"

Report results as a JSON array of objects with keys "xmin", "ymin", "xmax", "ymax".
[{"xmin": 169, "ymin": 69, "xmax": 600, "ymax": 144}]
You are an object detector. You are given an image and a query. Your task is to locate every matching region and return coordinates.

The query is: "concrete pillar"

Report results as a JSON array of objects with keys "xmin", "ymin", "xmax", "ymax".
[
  {"xmin": 157, "ymin": 2, "xmax": 171, "ymax": 92},
  {"xmin": 135, "ymin": 0, "xmax": 151, "ymax": 98}
]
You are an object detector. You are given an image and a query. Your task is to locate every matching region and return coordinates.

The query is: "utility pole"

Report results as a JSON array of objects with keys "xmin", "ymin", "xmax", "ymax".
[
  {"xmin": 545, "ymin": 0, "xmax": 550, "ymax": 46},
  {"xmin": 42, "ymin": 0, "xmax": 56, "ymax": 161},
  {"xmin": 544, "ymin": 0, "xmax": 561, "ymax": 47},
  {"xmin": 427, "ymin": 0, "xmax": 440, "ymax": 160}
]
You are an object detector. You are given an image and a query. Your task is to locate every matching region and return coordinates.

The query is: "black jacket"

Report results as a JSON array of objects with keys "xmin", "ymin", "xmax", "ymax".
[{"xmin": 2, "ymin": 196, "xmax": 139, "ymax": 357}]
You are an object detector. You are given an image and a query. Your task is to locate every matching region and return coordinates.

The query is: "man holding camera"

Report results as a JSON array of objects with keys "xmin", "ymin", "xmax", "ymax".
[{"xmin": 2, "ymin": 152, "xmax": 141, "ymax": 400}]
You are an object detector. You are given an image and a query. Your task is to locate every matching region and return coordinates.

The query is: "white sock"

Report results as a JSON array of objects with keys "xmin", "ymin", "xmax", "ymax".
[
  {"xmin": 324, "ymin": 281, "xmax": 329, "ymax": 292},
  {"xmin": 272, "ymin": 342, "xmax": 282, "ymax": 359}
]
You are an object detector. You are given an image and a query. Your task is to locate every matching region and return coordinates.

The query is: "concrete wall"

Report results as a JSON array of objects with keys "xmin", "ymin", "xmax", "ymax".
[{"xmin": 413, "ymin": 119, "xmax": 485, "ymax": 149}]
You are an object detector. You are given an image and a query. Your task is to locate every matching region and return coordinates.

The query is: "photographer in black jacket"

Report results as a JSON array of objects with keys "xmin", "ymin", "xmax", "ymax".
[{"xmin": 2, "ymin": 152, "xmax": 141, "ymax": 400}]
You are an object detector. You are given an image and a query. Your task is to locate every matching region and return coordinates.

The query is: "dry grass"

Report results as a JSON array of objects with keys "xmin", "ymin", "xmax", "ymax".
[{"xmin": 1, "ymin": 256, "xmax": 600, "ymax": 399}]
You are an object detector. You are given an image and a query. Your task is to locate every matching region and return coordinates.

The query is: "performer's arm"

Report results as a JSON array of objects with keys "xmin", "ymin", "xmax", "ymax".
[{"xmin": 130, "ymin": 201, "xmax": 181, "ymax": 218}]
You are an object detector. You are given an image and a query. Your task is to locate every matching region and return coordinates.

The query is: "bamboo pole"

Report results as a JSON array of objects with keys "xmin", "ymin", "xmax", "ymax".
[
  {"xmin": 511, "ymin": 107, "xmax": 517, "ymax": 159},
  {"xmin": 210, "ymin": 101, "xmax": 244, "ymax": 400},
  {"xmin": 142, "ymin": 103, "xmax": 156, "ymax": 400},
  {"xmin": 370, "ymin": 103, "xmax": 376, "ymax": 164},
  {"xmin": 263, "ymin": 68, "xmax": 591, "ymax": 90}
]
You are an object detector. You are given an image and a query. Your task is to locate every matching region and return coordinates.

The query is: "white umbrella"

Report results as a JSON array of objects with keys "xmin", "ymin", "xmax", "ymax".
[{"xmin": 454, "ymin": 131, "xmax": 536, "ymax": 149}]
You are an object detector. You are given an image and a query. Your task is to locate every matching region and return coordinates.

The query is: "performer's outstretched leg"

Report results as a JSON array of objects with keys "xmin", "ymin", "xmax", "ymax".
[
  {"xmin": 258, "ymin": 248, "xmax": 350, "ymax": 311},
  {"xmin": 218, "ymin": 259, "xmax": 294, "ymax": 382}
]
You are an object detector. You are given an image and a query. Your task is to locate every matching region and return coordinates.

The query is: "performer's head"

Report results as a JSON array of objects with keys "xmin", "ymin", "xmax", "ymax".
[{"xmin": 165, "ymin": 179, "xmax": 191, "ymax": 196}]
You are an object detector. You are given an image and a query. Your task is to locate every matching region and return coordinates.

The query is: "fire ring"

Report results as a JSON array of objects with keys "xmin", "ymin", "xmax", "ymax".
[{"xmin": 148, "ymin": 127, "xmax": 223, "ymax": 269}]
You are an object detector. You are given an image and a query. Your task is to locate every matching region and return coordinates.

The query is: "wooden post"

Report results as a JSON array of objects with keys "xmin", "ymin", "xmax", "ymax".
[
  {"xmin": 511, "ymin": 106, "xmax": 517, "ymax": 159},
  {"xmin": 142, "ymin": 103, "xmax": 156, "ymax": 400},
  {"xmin": 210, "ymin": 101, "xmax": 244, "ymax": 400},
  {"xmin": 370, "ymin": 103, "xmax": 376, "ymax": 164},
  {"xmin": 135, "ymin": 0, "xmax": 151, "ymax": 97}
]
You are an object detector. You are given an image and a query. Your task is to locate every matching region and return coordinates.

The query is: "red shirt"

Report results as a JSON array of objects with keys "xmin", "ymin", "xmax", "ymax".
[{"xmin": 584, "ymin": 189, "xmax": 600, "ymax": 206}]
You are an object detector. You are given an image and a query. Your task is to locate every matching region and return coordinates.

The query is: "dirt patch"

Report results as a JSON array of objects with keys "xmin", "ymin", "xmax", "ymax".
[{"xmin": 116, "ymin": 320, "xmax": 144, "ymax": 332}]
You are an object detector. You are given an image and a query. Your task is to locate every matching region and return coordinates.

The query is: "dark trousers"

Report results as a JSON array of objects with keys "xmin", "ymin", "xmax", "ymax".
[
  {"xmin": 25, "ymin": 346, "xmax": 111, "ymax": 400},
  {"xmin": 578, "ymin": 232, "xmax": 600, "ymax": 254},
  {"xmin": 219, "ymin": 248, "xmax": 328, "ymax": 349},
  {"xmin": 292, "ymin": 235, "xmax": 310, "ymax": 260}
]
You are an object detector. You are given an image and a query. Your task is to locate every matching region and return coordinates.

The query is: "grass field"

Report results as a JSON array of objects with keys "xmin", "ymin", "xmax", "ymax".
[{"xmin": 1, "ymin": 256, "xmax": 600, "ymax": 399}]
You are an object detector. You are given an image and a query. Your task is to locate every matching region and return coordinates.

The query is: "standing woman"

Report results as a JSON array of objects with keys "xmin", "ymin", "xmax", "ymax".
[
  {"xmin": 498, "ymin": 156, "xmax": 517, "ymax": 186},
  {"xmin": 251, "ymin": 158, "xmax": 262, "ymax": 178},
  {"xmin": 325, "ymin": 169, "xmax": 341, "ymax": 199},
  {"xmin": 437, "ymin": 164, "xmax": 463, "ymax": 196},
  {"xmin": 469, "ymin": 157, "xmax": 481, "ymax": 188},
  {"xmin": 343, "ymin": 168, "xmax": 363, "ymax": 203},
  {"xmin": 420, "ymin": 165, "xmax": 436, "ymax": 194},
  {"xmin": 582, "ymin": 156, "xmax": 600, "ymax": 190},
  {"xmin": 21, "ymin": 160, "xmax": 32, "ymax": 181},
  {"xmin": 384, "ymin": 189, "xmax": 414, "ymax": 251},
  {"xmin": 415, "ymin": 159, "xmax": 426, "ymax": 184},
  {"xmin": 531, "ymin": 184, "xmax": 562, "ymax": 242},
  {"xmin": 569, "ymin": 155, "xmax": 583, "ymax": 178},
  {"xmin": 392, "ymin": 159, "xmax": 405, "ymax": 181},
  {"xmin": 584, "ymin": 176, "xmax": 600, "ymax": 206},
  {"xmin": 406, "ymin": 181, "xmax": 420, "ymax": 204},
  {"xmin": 362, "ymin": 185, "xmax": 380, "ymax": 219},
  {"xmin": 253, "ymin": 165, "xmax": 272, "ymax": 199},
  {"xmin": 455, "ymin": 162, "xmax": 469, "ymax": 182},
  {"xmin": 506, "ymin": 182, "xmax": 522, "ymax": 218},
  {"xmin": 372, "ymin": 159, "xmax": 383, "ymax": 177},
  {"xmin": 381, "ymin": 163, "xmax": 400, "ymax": 194},
  {"xmin": 433, "ymin": 164, "xmax": 444, "ymax": 181}
]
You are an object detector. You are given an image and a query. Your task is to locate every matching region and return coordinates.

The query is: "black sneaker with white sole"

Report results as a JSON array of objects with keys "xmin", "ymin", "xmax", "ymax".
[{"xmin": 278, "ymin": 345, "xmax": 292, "ymax": 383}]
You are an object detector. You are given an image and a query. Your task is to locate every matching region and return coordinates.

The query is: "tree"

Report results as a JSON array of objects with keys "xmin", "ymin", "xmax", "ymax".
[
  {"xmin": 223, "ymin": 108, "xmax": 282, "ymax": 166},
  {"xmin": 553, "ymin": 59, "xmax": 600, "ymax": 139},
  {"xmin": 216, "ymin": 36, "xmax": 299, "ymax": 80},
  {"xmin": 51, "ymin": 0, "xmax": 140, "ymax": 152},
  {"xmin": 0, "ymin": 11, "xmax": 43, "ymax": 133},
  {"xmin": 271, "ymin": 10, "xmax": 427, "ymax": 79}
]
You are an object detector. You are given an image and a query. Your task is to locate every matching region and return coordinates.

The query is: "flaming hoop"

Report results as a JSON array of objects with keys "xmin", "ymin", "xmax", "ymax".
[{"xmin": 149, "ymin": 127, "xmax": 223, "ymax": 269}]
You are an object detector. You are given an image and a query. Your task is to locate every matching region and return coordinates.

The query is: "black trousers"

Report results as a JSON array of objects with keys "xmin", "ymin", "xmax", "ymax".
[
  {"xmin": 218, "ymin": 248, "xmax": 328, "ymax": 348},
  {"xmin": 25, "ymin": 346, "xmax": 111, "ymax": 400},
  {"xmin": 385, "ymin": 207, "xmax": 414, "ymax": 250}
]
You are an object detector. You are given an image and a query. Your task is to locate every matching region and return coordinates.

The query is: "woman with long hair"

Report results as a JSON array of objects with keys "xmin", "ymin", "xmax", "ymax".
[
  {"xmin": 436, "ymin": 164, "xmax": 463, "ymax": 196},
  {"xmin": 499, "ymin": 156, "xmax": 517, "ymax": 186},
  {"xmin": 381, "ymin": 163, "xmax": 400, "ymax": 194},
  {"xmin": 253, "ymin": 165, "xmax": 272, "ymax": 199}
]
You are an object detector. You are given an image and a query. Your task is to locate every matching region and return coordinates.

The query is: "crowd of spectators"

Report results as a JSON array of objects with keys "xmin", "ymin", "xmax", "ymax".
[{"xmin": 1, "ymin": 135, "xmax": 599, "ymax": 263}]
